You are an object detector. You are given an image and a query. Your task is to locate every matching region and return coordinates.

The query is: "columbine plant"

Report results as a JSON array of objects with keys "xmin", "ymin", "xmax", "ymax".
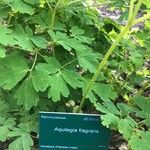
[{"xmin": 0, "ymin": 0, "xmax": 149, "ymax": 149}]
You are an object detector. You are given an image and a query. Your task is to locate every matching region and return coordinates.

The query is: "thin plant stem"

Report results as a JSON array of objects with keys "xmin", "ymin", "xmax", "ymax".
[
  {"xmin": 49, "ymin": 0, "xmax": 62, "ymax": 56},
  {"xmin": 77, "ymin": 0, "xmax": 143, "ymax": 113},
  {"xmin": 37, "ymin": 52, "xmax": 47, "ymax": 61},
  {"xmin": 45, "ymin": 0, "xmax": 53, "ymax": 10},
  {"xmin": 30, "ymin": 52, "xmax": 38, "ymax": 72},
  {"xmin": 68, "ymin": 0, "xmax": 81, "ymax": 5},
  {"xmin": 61, "ymin": 59, "xmax": 78, "ymax": 68},
  {"xmin": 7, "ymin": 14, "xmax": 13, "ymax": 25},
  {"xmin": 129, "ymin": 0, "xmax": 143, "ymax": 23},
  {"xmin": 50, "ymin": 0, "xmax": 62, "ymax": 29},
  {"xmin": 51, "ymin": 9, "xmax": 57, "ymax": 30},
  {"xmin": 133, "ymin": 14, "xmax": 150, "ymax": 25},
  {"xmin": 38, "ymin": 51, "xmax": 77, "ymax": 69},
  {"xmin": 129, "ymin": 0, "xmax": 136, "ymax": 20}
]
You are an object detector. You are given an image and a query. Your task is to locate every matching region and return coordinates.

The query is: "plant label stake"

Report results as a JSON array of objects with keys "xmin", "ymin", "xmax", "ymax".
[{"xmin": 39, "ymin": 112, "xmax": 111, "ymax": 150}]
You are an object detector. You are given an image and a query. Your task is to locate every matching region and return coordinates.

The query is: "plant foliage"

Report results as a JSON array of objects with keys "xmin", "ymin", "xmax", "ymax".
[{"xmin": 0, "ymin": 0, "xmax": 150, "ymax": 149}]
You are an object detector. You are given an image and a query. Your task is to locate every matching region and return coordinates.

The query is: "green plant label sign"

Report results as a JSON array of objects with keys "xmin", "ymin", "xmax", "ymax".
[{"xmin": 39, "ymin": 112, "xmax": 111, "ymax": 150}]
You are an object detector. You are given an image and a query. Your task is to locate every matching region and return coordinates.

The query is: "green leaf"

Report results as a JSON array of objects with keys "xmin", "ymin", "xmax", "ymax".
[
  {"xmin": 70, "ymin": 26, "xmax": 94, "ymax": 44},
  {"xmin": 0, "ymin": 101, "xmax": 9, "ymax": 117},
  {"xmin": 30, "ymin": 10, "xmax": 51, "ymax": 28},
  {"xmin": 31, "ymin": 70, "xmax": 51, "ymax": 92},
  {"xmin": 6, "ymin": 0, "xmax": 35, "ymax": 15},
  {"xmin": 101, "ymin": 113, "xmax": 120, "ymax": 129},
  {"xmin": 84, "ymin": 81, "xmax": 117, "ymax": 102},
  {"xmin": 62, "ymin": 69, "xmax": 82, "ymax": 89},
  {"xmin": 36, "ymin": 57, "xmax": 82, "ymax": 101},
  {"xmin": 143, "ymin": 119, "xmax": 150, "ymax": 127},
  {"xmin": 31, "ymin": 36, "xmax": 47, "ymax": 49},
  {"xmin": 130, "ymin": 51, "xmax": 144, "ymax": 68},
  {"xmin": 129, "ymin": 131, "xmax": 150, "ymax": 150},
  {"xmin": 93, "ymin": 83, "xmax": 117, "ymax": 101},
  {"xmin": 14, "ymin": 24, "xmax": 47, "ymax": 51},
  {"xmin": 94, "ymin": 102, "xmax": 110, "ymax": 114},
  {"xmin": 0, "ymin": 26, "xmax": 15, "ymax": 45},
  {"xmin": 117, "ymin": 103, "xmax": 133, "ymax": 116},
  {"xmin": 48, "ymin": 30, "xmax": 87, "ymax": 52},
  {"xmin": 133, "ymin": 96, "xmax": 150, "ymax": 119},
  {"xmin": 77, "ymin": 48, "xmax": 99, "ymax": 73},
  {"xmin": 0, "ymin": 54, "xmax": 29, "ymax": 90},
  {"xmin": 0, "ymin": 118, "xmax": 16, "ymax": 142},
  {"xmin": 36, "ymin": 56, "xmax": 61, "ymax": 74},
  {"xmin": 118, "ymin": 118, "xmax": 135, "ymax": 139},
  {"xmin": 19, "ymin": 114, "xmax": 38, "ymax": 133},
  {"xmin": 48, "ymin": 72, "xmax": 70, "ymax": 102},
  {"xmin": 14, "ymin": 77, "xmax": 39, "ymax": 110},
  {"xmin": 0, "ymin": 4, "xmax": 9, "ymax": 18},
  {"xmin": 143, "ymin": 0, "xmax": 150, "ymax": 9},
  {"xmin": 0, "ymin": 45, "xmax": 6, "ymax": 58},
  {"xmin": 9, "ymin": 128, "xmax": 33, "ymax": 150},
  {"xmin": 48, "ymin": 30, "xmax": 71, "ymax": 51},
  {"xmin": 103, "ymin": 100, "xmax": 120, "ymax": 115},
  {"xmin": 70, "ymin": 26, "xmax": 85, "ymax": 36},
  {"xmin": 94, "ymin": 100, "xmax": 120, "ymax": 115},
  {"xmin": 14, "ymin": 25, "xmax": 34, "ymax": 51},
  {"xmin": 24, "ymin": 0, "xmax": 38, "ymax": 5},
  {"xmin": 48, "ymin": 30, "xmax": 99, "ymax": 73}
]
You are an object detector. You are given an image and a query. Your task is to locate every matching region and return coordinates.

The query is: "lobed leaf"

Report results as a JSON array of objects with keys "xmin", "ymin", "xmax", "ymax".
[
  {"xmin": 14, "ymin": 24, "xmax": 47, "ymax": 51},
  {"xmin": 14, "ymin": 77, "xmax": 39, "ymax": 110},
  {"xmin": 0, "ymin": 118, "xmax": 16, "ymax": 142},
  {"xmin": 0, "ymin": 54, "xmax": 29, "ymax": 90},
  {"xmin": 48, "ymin": 73, "xmax": 70, "ymax": 102},
  {"xmin": 129, "ymin": 131, "xmax": 150, "ymax": 150},
  {"xmin": 9, "ymin": 128, "xmax": 33, "ymax": 150},
  {"xmin": 5, "ymin": 0, "xmax": 35, "ymax": 15}
]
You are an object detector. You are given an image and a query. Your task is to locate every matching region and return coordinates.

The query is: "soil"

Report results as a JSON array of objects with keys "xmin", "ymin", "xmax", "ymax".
[{"xmin": 109, "ymin": 132, "xmax": 128, "ymax": 150}]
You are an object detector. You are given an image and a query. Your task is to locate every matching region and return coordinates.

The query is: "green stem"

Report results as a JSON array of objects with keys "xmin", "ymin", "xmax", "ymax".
[
  {"xmin": 49, "ymin": 0, "xmax": 62, "ymax": 56},
  {"xmin": 50, "ymin": 0, "xmax": 61, "ymax": 30},
  {"xmin": 51, "ymin": 9, "xmax": 57, "ymax": 30},
  {"xmin": 61, "ymin": 59, "xmax": 78, "ymax": 68},
  {"xmin": 129, "ymin": 0, "xmax": 136, "ymax": 20},
  {"xmin": 45, "ymin": 0, "xmax": 55, "ymax": 29},
  {"xmin": 45, "ymin": 0, "xmax": 53, "ymax": 10},
  {"xmin": 130, "ymin": 0, "xmax": 143, "ymax": 22},
  {"xmin": 68, "ymin": 0, "xmax": 81, "ymax": 5},
  {"xmin": 7, "ymin": 14, "xmax": 13, "ymax": 25},
  {"xmin": 77, "ymin": 25, "xmax": 131, "ymax": 112},
  {"xmin": 37, "ymin": 52, "xmax": 47, "ymax": 61},
  {"xmin": 76, "ymin": 0, "xmax": 143, "ymax": 113},
  {"xmin": 137, "ymin": 120, "xmax": 145, "ymax": 125},
  {"xmin": 30, "ymin": 52, "xmax": 38, "ymax": 72},
  {"xmin": 133, "ymin": 13, "xmax": 150, "ymax": 25}
]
